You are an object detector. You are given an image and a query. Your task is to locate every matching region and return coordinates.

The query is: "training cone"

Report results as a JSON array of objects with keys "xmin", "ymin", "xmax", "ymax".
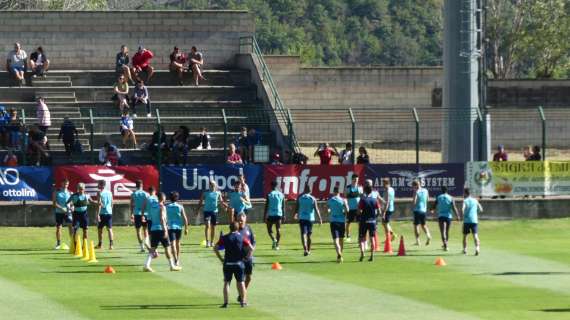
[
  {"xmin": 397, "ymin": 235, "xmax": 406, "ymax": 256},
  {"xmin": 88, "ymin": 241, "xmax": 98, "ymax": 263},
  {"xmin": 271, "ymin": 262, "xmax": 282, "ymax": 270},
  {"xmin": 435, "ymin": 257, "xmax": 447, "ymax": 267},
  {"xmin": 74, "ymin": 236, "xmax": 83, "ymax": 257},
  {"xmin": 69, "ymin": 235, "xmax": 77, "ymax": 254},
  {"xmin": 81, "ymin": 239, "xmax": 89, "ymax": 261},
  {"xmin": 61, "ymin": 243, "xmax": 69, "ymax": 250},
  {"xmin": 373, "ymin": 233, "xmax": 380, "ymax": 251},
  {"xmin": 104, "ymin": 266, "xmax": 116, "ymax": 274},
  {"xmin": 200, "ymin": 240, "xmax": 207, "ymax": 247},
  {"xmin": 383, "ymin": 234, "xmax": 393, "ymax": 254}
]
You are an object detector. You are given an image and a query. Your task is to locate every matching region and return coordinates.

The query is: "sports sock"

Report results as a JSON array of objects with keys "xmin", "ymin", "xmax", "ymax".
[
  {"xmin": 144, "ymin": 254, "xmax": 152, "ymax": 268},
  {"xmin": 56, "ymin": 240, "xmax": 61, "ymax": 246},
  {"xmin": 169, "ymin": 258, "xmax": 176, "ymax": 268}
]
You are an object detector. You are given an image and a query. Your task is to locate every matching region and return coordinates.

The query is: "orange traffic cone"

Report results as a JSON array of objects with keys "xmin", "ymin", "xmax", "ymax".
[
  {"xmin": 271, "ymin": 262, "xmax": 282, "ymax": 270},
  {"xmin": 397, "ymin": 235, "xmax": 406, "ymax": 256},
  {"xmin": 435, "ymin": 257, "xmax": 447, "ymax": 267},
  {"xmin": 373, "ymin": 233, "xmax": 380, "ymax": 252},
  {"xmin": 383, "ymin": 234, "xmax": 393, "ymax": 254},
  {"xmin": 104, "ymin": 265, "xmax": 116, "ymax": 274}
]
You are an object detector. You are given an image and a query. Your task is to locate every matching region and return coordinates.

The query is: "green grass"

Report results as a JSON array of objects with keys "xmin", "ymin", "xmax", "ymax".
[{"xmin": 1, "ymin": 220, "xmax": 570, "ymax": 319}]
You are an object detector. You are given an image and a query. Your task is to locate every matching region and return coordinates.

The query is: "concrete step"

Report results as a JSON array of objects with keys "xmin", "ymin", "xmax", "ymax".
[
  {"xmin": 32, "ymin": 75, "xmax": 72, "ymax": 82},
  {"xmin": 31, "ymin": 80, "xmax": 72, "ymax": 87}
]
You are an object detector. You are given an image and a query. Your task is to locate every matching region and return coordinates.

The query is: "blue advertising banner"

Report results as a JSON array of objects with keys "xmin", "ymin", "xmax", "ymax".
[
  {"xmin": 0, "ymin": 166, "xmax": 53, "ymax": 201},
  {"xmin": 161, "ymin": 164, "xmax": 264, "ymax": 200},
  {"xmin": 365, "ymin": 164, "xmax": 465, "ymax": 197}
]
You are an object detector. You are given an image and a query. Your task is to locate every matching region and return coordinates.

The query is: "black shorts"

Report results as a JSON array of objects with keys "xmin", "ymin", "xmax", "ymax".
[
  {"xmin": 169, "ymin": 229, "xmax": 182, "ymax": 242},
  {"xmin": 134, "ymin": 215, "xmax": 147, "ymax": 229},
  {"xmin": 330, "ymin": 222, "xmax": 345, "ymax": 239},
  {"xmin": 204, "ymin": 211, "xmax": 218, "ymax": 226},
  {"xmin": 223, "ymin": 263, "xmax": 245, "ymax": 283},
  {"xmin": 358, "ymin": 222, "xmax": 377, "ymax": 240},
  {"xmin": 150, "ymin": 230, "xmax": 170, "ymax": 248},
  {"xmin": 463, "ymin": 223, "xmax": 478, "ymax": 235},
  {"xmin": 72, "ymin": 212, "xmax": 89, "ymax": 230},
  {"xmin": 413, "ymin": 211, "xmax": 427, "ymax": 225},
  {"xmin": 98, "ymin": 215, "xmax": 113, "ymax": 229},
  {"xmin": 347, "ymin": 209, "xmax": 358, "ymax": 223},
  {"xmin": 383, "ymin": 211, "xmax": 394, "ymax": 223},
  {"xmin": 438, "ymin": 217, "xmax": 452, "ymax": 224},
  {"xmin": 244, "ymin": 259, "xmax": 254, "ymax": 276},
  {"xmin": 299, "ymin": 219, "xmax": 313, "ymax": 235},
  {"xmin": 267, "ymin": 216, "xmax": 282, "ymax": 224},
  {"xmin": 55, "ymin": 212, "xmax": 72, "ymax": 226}
]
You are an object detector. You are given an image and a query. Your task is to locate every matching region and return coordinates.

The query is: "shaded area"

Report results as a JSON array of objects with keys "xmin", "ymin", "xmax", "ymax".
[
  {"xmin": 486, "ymin": 271, "xmax": 570, "ymax": 276},
  {"xmin": 539, "ymin": 308, "xmax": 570, "ymax": 313}
]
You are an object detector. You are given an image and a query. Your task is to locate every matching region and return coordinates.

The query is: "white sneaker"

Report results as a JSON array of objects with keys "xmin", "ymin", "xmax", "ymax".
[
  {"xmin": 143, "ymin": 266, "xmax": 154, "ymax": 272},
  {"xmin": 54, "ymin": 244, "xmax": 61, "ymax": 250},
  {"xmin": 146, "ymin": 113, "xmax": 151, "ymax": 118},
  {"xmin": 170, "ymin": 265, "xmax": 182, "ymax": 271}
]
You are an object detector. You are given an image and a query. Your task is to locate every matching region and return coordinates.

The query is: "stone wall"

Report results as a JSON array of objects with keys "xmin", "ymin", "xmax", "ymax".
[{"xmin": 0, "ymin": 11, "xmax": 254, "ymax": 69}]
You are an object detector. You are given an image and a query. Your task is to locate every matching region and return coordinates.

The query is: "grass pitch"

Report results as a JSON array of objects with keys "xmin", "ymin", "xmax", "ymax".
[{"xmin": 1, "ymin": 219, "xmax": 570, "ymax": 320}]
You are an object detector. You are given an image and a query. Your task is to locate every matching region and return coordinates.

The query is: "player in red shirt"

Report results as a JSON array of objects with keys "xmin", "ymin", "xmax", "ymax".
[
  {"xmin": 314, "ymin": 143, "xmax": 338, "ymax": 165},
  {"xmin": 131, "ymin": 46, "xmax": 155, "ymax": 83}
]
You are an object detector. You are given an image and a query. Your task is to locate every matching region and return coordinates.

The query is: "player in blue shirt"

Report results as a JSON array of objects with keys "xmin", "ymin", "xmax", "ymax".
[
  {"xmin": 214, "ymin": 222, "xmax": 254, "ymax": 308},
  {"xmin": 67, "ymin": 182, "xmax": 97, "ymax": 242},
  {"xmin": 229, "ymin": 181, "xmax": 251, "ymax": 223},
  {"xmin": 196, "ymin": 180, "xmax": 227, "ymax": 248},
  {"xmin": 130, "ymin": 180, "xmax": 150, "ymax": 252},
  {"xmin": 294, "ymin": 186, "xmax": 322, "ymax": 256},
  {"xmin": 358, "ymin": 184, "xmax": 380, "ymax": 262},
  {"xmin": 263, "ymin": 180, "xmax": 286, "ymax": 250},
  {"xmin": 345, "ymin": 175, "xmax": 362, "ymax": 242},
  {"xmin": 237, "ymin": 213, "xmax": 256, "ymax": 302},
  {"xmin": 462, "ymin": 188, "xmax": 483, "ymax": 256},
  {"xmin": 327, "ymin": 187, "xmax": 349, "ymax": 263},
  {"xmin": 167, "ymin": 191, "xmax": 188, "ymax": 267},
  {"xmin": 381, "ymin": 178, "xmax": 397, "ymax": 242},
  {"xmin": 431, "ymin": 186, "xmax": 459, "ymax": 251},
  {"xmin": 52, "ymin": 179, "xmax": 72, "ymax": 250},
  {"xmin": 412, "ymin": 180, "xmax": 432, "ymax": 246},
  {"xmin": 141, "ymin": 186, "xmax": 158, "ymax": 244},
  {"xmin": 96, "ymin": 180, "xmax": 114, "ymax": 250}
]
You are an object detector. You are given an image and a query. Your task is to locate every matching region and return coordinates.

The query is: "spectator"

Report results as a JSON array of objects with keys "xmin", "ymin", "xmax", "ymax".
[
  {"xmin": 112, "ymin": 75, "xmax": 130, "ymax": 111},
  {"xmin": 36, "ymin": 97, "xmax": 51, "ymax": 134},
  {"xmin": 196, "ymin": 127, "xmax": 211, "ymax": 150},
  {"xmin": 3, "ymin": 150, "xmax": 18, "ymax": 166},
  {"xmin": 58, "ymin": 116, "xmax": 78, "ymax": 159},
  {"xmin": 338, "ymin": 142, "xmax": 353, "ymax": 165},
  {"xmin": 356, "ymin": 146, "xmax": 370, "ymax": 164},
  {"xmin": 492, "ymin": 144, "xmax": 508, "ymax": 161},
  {"xmin": 99, "ymin": 142, "xmax": 122, "ymax": 166},
  {"xmin": 189, "ymin": 46, "xmax": 205, "ymax": 86},
  {"xmin": 271, "ymin": 152, "xmax": 283, "ymax": 165},
  {"xmin": 236, "ymin": 127, "xmax": 248, "ymax": 160},
  {"xmin": 522, "ymin": 145, "xmax": 532, "ymax": 160},
  {"xmin": 131, "ymin": 46, "xmax": 154, "ymax": 83},
  {"xmin": 0, "ymin": 106, "xmax": 10, "ymax": 148},
  {"xmin": 7, "ymin": 108, "xmax": 22, "ymax": 148},
  {"xmin": 28, "ymin": 125, "xmax": 50, "ymax": 166},
  {"xmin": 148, "ymin": 126, "xmax": 169, "ymax": 161},
  {"xmin": 6, "ymin": 42, "xmax": 27, "ymax": 86},
  {"xmin": 170, "ymin": 126, "xmax": 190, "ymax": 165},
  {"xmin": 169, "ymin": 46, "xmax": 187, "ymax": 85},
  {"xmin": 290, "ymin": 151, "xmax": 308, "ymax": 165},
  {"xmin": 29, "ymin": 46, "xmax": 49, "ymax": 77},
  {"xmin": 527, "ymin": 145, "xmax": 542, "ymax": 161},
  {"xmin": 131, "ymin": 80, "xmax": 152, "ymax": 118},
  {"xmin": 116, "ymin": 45, "xmax": 133, "ymax": 84},
  {"xmin": 245, "ymin": 128, "xmax": 260, "ymax": 163},
  {"xmin": 226, "ymin": 143, "xmax": 243, "ymax": 165},
  {"xmin": 314, "ymin": 143, "xmax": 338, "ymax": 165},
  {"xmin": 120, "ymin": 110, "xmax": 137, "ymax": 149}
]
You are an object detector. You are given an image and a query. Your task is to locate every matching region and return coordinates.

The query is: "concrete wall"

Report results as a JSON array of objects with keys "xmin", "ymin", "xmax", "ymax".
[
  {"xmin": 0, "ymin": 11, "xmax": 254, "ymax": 69},
  {"xmin": 3, "ymin": 198, "xmax": 570, "ymax": 227}
]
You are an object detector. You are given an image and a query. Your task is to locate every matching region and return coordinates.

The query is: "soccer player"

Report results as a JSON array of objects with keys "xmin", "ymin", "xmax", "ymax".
[
  {"xmin": 328, "ymin": 187, "xmax": 349, "ymax": 263},
  {"xmin": 196, "ymin": 180, "xmax": 227, "ymax": 247},
  {"xmin": 462, "ymin": 188, "xmax": 482, "ymax": 256},
  {"xmin": 345, "ymin": 174, "xmax": 362, "ymax": 242},
  {"xmin": 167, "ymin": 191, "xmax": 188, "ymax": 266},
  {"xmin": 53, "ymin": 179, "xmax": 72, "ymax": 250},
  {"xmin": 229, "ymin": 181, "xmax": 250, "ymax": 223},
  {"xmin": 358, "ymin": 184, "xmax": 380, "ymax": 262},
  {"xmin": 432, "ymin": 186, "xmax": 459, "ymax": 251},
  {"xmin": 96, "ymin": 180, "xmax": 114, "ymax": 250},
  {"xmin": 239, "ymin": 174, "xmax": 252, "ymax": 214},
  {"xmin": 130, "ymin": 180, "xmax": 149, "ymax": 252},
  {"xmin": 263, "ymin": 180, "xmax": 285, "ymax": 250},
  {"xmin": 67, "ymin": 183, "xmax": 97, "ymax": 241},
  {"xmin": 214, "ymin": 222, "xmax": 254, "ymax": 308},
  {"xmin": 237, "ymin": 213, "xmax": 256, "ymax": 299},
  {"xmin": 381, "ymin": 178, "xmax": 396, "ymax": 241},
  {"xmin": 294, "ymin": 186, "xmax": 322, "ymax": 256},
  {"xmin": 141, "ymin": 186, "xmax": 158, "ymax": 235},
  {"xmin": 412, "ymin": 180, "xmax": 432, "ymax": 246},
  {"xmin": 143, "ymin": 192, "xmax": 181, "ymax": 272}
]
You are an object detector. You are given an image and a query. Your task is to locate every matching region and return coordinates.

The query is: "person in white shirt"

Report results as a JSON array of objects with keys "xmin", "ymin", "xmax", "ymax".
[
  {"xmin": 36, "ymin": 97, "xmax": 51, "ymax": 134},
  {"xmin": 6, "ymin": 42, "xmax": 27, "ymax": 86},
  {"xmin": 338, "ymin": 142, "xmax": 353, "ymax": 165}
]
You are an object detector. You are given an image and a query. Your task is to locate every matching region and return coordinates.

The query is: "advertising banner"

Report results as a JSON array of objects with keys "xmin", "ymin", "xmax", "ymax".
[
  {"xmin": 263, "ymin": 165, "xmax": 366, "ymax": 200},
  {"xmin": 466, "ymin": 161, "xmax": 570, "ymax": 196},
  {"xmin": 0, "ymin": 166, "xmax": 53, "ymax": 201},
  {"xmin": 54, "ymin": 166, "xmax": 159, "ymax": 199},
  {"xmin": 161, "ymin": 165, "xmax": 264, "ymax": 199}
]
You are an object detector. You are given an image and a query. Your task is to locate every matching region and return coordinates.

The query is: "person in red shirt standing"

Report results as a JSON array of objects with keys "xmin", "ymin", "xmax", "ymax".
[
  {"xmin": 492, "ymin": 144, "xmax": 508, "ymax": 162},
  {"xmin": 314, "ymin": 143, "xmax": 338, "ymax": 165},
  {"xmin": 131, "ymin": 46, "xmax": 155, "ymax": 84}
]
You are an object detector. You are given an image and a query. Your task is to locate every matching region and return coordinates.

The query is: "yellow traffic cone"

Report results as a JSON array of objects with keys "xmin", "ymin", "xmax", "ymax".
[
  {"xmin": 81, "ymin": 238, "xmax": 89, "ymax": 261},
  {"xmin": 88, "ymin": 241, "xmax": 98, "ymax": 263},
  {"xmin": 74, "ymin": 236, "xmax": 83, "ymax": 257},
  {"xmin": 69, "ymin": 234, "xmax": 76, "ymax": 255}
]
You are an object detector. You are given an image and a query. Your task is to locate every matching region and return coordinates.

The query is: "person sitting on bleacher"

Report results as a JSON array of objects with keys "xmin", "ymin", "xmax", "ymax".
[
  {"xmin": 3, "ymin": 149, "xmax": 18, "ymax": 166},
  {"xmin": 131, "ymin": 80, "xmax": 151, "ymax": 118},
  {"xmin": 120, "ymin": 110, "xmax": 137, "ymax": 149},
  {"xmin": 6, "ymin": 43, "xmax": 27, "ymax": 87},
  {"xmin": 226, "ymin": 143, "xmax": 243, "ymax": 165},
  {"xmin": 116, "ymin": 45, "xmax": 133, "ymax": 84},
  {"xmin": 169, "ymin": 46, "xmax": 187, "ymax": 86},
  {"xmin": 99, "ymin": 142, "xmax": 122, "ymax": 166},
  {"xmin": 29, "ymin": 46, "xmax": 49, "ymax": 78},
  {"xmin": 196, "ymin": 127, "xmax": 211, "ymax": 150},
  {"xmin": 236, "ymin": 127, "xmax": 248, "ymax": 160},
  {"xmin": 131, "ymin": 46, "xmax": 154, "ymax": 84},
  {"xmin": 112, "ymin": 75, "xmax": 130, "ymax": 112},
  {"xmin": 170, "ymin": 126, "xmax": 190, "ymax": 166},
  {"xmin": 148, "ymin": 126, "xmax": 169, "ymax": 161},
  {"xmin": 0, "ymin": 106, "xmax": 10, "ymax": 148},
  {"xmin": 28, "ymin": 125, "xmax": 50, "ymax": 166},
  {"xmin": 7, "ymin": 108, "xmax": 22, "ymax": 149},
  {"xmin": 189, "ymin": 46, "xmax": 205, "ymax": 86}
]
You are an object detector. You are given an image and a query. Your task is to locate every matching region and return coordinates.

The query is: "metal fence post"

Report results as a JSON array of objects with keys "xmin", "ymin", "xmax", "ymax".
[
  {"xmin": 476, "ymin": 107, "xmax": 484, "ymax": 161},
  {"xmin": 538, "ymin": 106, "xmax": 546, "ymax": 160},
  {"xmin": 348, "ymin": 108, "xmax": 356, "ymax": 164},
  {"xmin": 222, "ymin": 109, "xmax": 228, "ymax": 161},
  {"xmin": 21, "ymin": 109, "xmax": 27, "ymax": 165},
  {"xmin": 155, "ymin": 109, "xmax": 162, "ymax": 191},
  {"xmin": 89, "ymin": 109, "xmax": 95, "ymax": 164},
  {"xmin": 286, "ymin": 108, "xmax": 294, "ymax": 152},
  {"xmin": 412, "ymin": 108, "xmax": 420, "ymax": 165}
]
